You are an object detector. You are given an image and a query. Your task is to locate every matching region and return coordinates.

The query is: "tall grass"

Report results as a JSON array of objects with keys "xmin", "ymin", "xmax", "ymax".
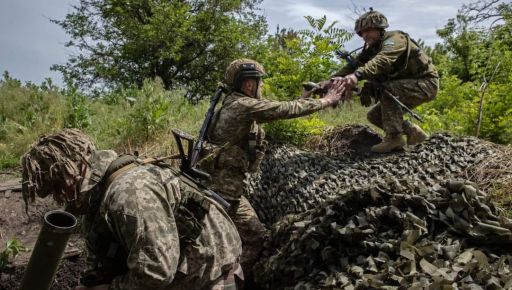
[
  {"xmin": 0, "ymin": 76, "xmax": 208, "ymax": 169},
  {"xmin": 0, "ymin": 75, "xmax": 390, "ymax": 169}
]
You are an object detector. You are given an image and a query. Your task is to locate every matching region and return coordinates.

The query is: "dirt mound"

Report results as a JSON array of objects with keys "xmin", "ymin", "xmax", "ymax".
[
  {"xmin": 245, "ymin": 128, "xmax": 512, "ymax": 289},
  {"xmin": 306, "ymin": 124, "xmax": 382, "ymax": 158}
]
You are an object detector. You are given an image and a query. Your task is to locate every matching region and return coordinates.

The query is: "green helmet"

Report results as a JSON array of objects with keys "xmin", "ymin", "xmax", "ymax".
[
  {"xmin": 354, "ymin": 8, "xmax": 389, "ymax": 36},
  {"xmin": 224, "ymin": 58, "xmax": 265, "ymax": 90}
]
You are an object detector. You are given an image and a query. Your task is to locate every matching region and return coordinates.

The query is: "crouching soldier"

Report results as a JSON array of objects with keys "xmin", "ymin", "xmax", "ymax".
[
  {"xmin": 329, "ymin": 8, "xmax": 439, "ymax": 153},
  {"xmin": 21, "ymin": 128, "xmax": 243, "ymax": 290}
]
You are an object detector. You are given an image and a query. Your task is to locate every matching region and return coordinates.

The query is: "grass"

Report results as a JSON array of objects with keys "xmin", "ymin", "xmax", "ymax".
[
  {"xmin": 0, "ymin": 237, "xmax": 26, "ymax": 269},
  {"xmin": 317, "ymin": 99, "xmax": 381, "ymax": 131}
]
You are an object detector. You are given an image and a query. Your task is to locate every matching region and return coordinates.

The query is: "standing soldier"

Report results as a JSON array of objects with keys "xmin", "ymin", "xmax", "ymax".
[
  {"xmin": 21, "ymin": 129, "xmax": 243, "ymax": 290},
  {"xmin": 332, "ymin": 8, "xmax": 439, "ymax": 153},
  {"xmin": 197, "ymin": 59, "xmax": 346, "ymax": 274}
]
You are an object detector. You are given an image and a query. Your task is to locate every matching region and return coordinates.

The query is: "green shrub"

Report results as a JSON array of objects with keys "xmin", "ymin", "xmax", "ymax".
[
  {"xmin": 0, "ymin": 237, "xmax": 26, "ymax": 269},
  {"xmin": 64, "ymin": 81, "xmax": 92, "ymax": 129},
  {"xmin": 264, "ymin": 115, "xmax": 326, "ymax": 146}
]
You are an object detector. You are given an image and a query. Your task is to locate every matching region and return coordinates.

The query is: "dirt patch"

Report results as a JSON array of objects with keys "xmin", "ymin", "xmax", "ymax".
[
  {"xmin": 0, "ymin": 173, "xmax": 82, "ymax": 289},
  {"xmin": 306, "ymin": 124, "xmax": 382, "ymax": 158},
  {"xmin": 0, "ymin": 254, "xmax": 85, "ymax": 290}
]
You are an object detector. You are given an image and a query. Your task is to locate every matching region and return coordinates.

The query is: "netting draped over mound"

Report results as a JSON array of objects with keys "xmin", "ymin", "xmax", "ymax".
[
  {"xmin": 253, "ymin": 179, "xmax": 512, "ymax": 289},
  {"xmin": 246, "ymin": 134, "xmax": 495, "ymax": 225},
  {"xmin": 245, "ymin": 132, "xmax": 512, "ymax": 289}
]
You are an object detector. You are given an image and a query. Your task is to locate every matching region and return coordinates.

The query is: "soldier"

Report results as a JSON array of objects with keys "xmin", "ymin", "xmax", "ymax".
[
  {"xmin": 21, "ymin": 128, "xmax": 243, "ymax": 290},
  {"xmin": 331, "ymin": 8, "xmax": 439, "ymax": 153},
  {"xmin": 197, "ymin": 59, "xmax": 346, "ymax": 273}
]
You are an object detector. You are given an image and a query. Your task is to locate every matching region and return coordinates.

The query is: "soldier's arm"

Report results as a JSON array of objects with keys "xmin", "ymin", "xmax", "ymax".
[
  {"xmin": 332, "ymin": 53, "xmax": 361, "ymax": 77},
  {"xmin": 354, "ymin": 34, "xmax": 407, "ymax": 80},
  {"xmin": 236, "ymin": 97, "xmax": 326, "ymax": 123},
  {"xmin": 108, "ymin": 186, "xmax": 180, "ymax": 290}
]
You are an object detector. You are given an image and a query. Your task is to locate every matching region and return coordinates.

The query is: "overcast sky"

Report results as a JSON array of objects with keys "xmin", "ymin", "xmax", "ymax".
[{"xmin": 0, "ymin": 0, "xmax": 474, "ymax": 86}]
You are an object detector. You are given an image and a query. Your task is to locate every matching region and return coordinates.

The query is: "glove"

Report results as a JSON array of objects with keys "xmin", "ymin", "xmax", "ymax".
[{"xmin": 360, "ymin": 83, "xmax": 375, "ymax": 107}]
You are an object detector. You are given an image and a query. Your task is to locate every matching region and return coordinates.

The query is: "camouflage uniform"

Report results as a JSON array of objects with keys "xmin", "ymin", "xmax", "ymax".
[
  {"xmin": 198, "ymin": 90, "xmax": 326, "ymax": 270},
  {"xmin": 335, "ymin": 28, "xmax": 439, "ymax": 138},
  {"xmin": 21, "ymin": 129, "xmax": 243, "ymax": 290},
  {"xmin": 79, "ymin": 150, "xmax": 243, "ymax": 290}
]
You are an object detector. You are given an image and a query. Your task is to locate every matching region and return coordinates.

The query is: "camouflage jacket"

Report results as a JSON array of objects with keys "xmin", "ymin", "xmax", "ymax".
[
  {"xmin": 80, "ymin": 150, "xmax": 242, "ymax": 290},
  {"xmin": 198, "ymin": 91, "xmax": 324, "ymax": 199},
  {"xmin": 334, "ymin": 30, "xmax": 438, "ymax": 81}
]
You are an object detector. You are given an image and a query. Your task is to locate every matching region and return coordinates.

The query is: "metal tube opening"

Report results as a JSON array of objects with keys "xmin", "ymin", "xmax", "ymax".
[{"xmin": 44, "ymin": 210, "xmax": 77, "ymax": 232}]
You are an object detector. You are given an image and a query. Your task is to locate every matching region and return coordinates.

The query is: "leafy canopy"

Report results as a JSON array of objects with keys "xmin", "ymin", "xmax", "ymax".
[{"xmin": 52, "ymin": 0, "xmax": 267, "ymax": 97}]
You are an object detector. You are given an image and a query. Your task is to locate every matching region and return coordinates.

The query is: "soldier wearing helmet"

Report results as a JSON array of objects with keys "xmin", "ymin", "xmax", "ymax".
[
  {"xmin": 22, "ymin": 128, "xmax": 243, "ymax": 290},
  {"xmin": 197, "ymin": 58, "xmax": 346, "ymax": 278},
  {"xmin": 333, "ymin": 8, "xmax": 439, "ymax": 153}
]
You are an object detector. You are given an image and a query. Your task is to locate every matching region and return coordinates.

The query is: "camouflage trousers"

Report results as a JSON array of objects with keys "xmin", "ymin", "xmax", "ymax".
[
  {"xmin": 172, "ymin": 262, "xmax": 243, "ymax": 290},
  {"xmin": 209, "ymin": 263, "xmax": 243, "ymax": 290},
  {"xmin": 224, "ymin": 195, "xmax": 269, "ymax": 272},
  {"xmin": 367, "ymin": 77, "xmax": 439, "ymax": 136}
]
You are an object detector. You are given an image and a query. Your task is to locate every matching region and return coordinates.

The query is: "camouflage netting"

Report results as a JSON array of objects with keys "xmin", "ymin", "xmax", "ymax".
[
  {"xmin": 253, "ymin": 180, "xmax": 512, "ymax": 289},
  {"xmin": 246, "ymin": 133, "xmax": 496, "ymax": 225},
  {"xmin": 246, "ymin": 128, "xmax": 512, "ymax": 289}
]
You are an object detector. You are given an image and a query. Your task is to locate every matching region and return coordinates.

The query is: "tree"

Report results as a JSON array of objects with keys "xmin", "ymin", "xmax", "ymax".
[
  {"xmin": 52, "ymin": 0, "xmax": 267, "ymax": 97},
  {"xmin": 421, "ymin": 0, "xmax": 512, "ymax": 144},
  {"xmin": 255, "ymin": 15, "xmax": 352, "ymax": 100}
]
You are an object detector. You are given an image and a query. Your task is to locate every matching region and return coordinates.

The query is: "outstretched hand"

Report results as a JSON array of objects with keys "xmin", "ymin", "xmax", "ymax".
[{"xmin": 320, "ymin": 78, "xmax": 347, "ymax": 108}]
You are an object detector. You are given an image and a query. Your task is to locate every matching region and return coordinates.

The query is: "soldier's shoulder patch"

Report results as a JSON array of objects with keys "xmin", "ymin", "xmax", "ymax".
[{"xmin": 383, "ymin": 38, "xmax": 395, "ymax": 47}]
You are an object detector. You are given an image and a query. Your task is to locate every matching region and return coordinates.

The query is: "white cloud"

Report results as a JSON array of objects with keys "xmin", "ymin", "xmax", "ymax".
[
  {"xmin": 0, "ymin": 0, "xmax": 477, "ymax": 85},
  {"xmin": 261, "ymin": 0, "xmax": 473, "ymax": 47}
]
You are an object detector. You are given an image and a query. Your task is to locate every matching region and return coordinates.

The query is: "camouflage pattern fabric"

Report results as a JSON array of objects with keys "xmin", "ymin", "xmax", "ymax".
[
  {"xmin": 21, "ymin": 128, "xmax": 96, "ymax": 205},
  {"xmin": 81, "ymin": 150, "xmax": 242, "ymax": 290},
  {"xmin": 228, "ymin": 196, "xmax": 268, "ymax": 271},
  {"xmin": 199, "ymin": 91, "xmax": 325, "ymax": 200},
  {"xmin": 334, "ymin": 30, "xmax": 439, "ymax": 136},
  {"xmin": 367, "ymin": 77, "xmax": 439, "ymax": 135},
  {"xmin": 197, "ymin": 90, "xmax": 325, "ymax": 272},
  {"xmin": 335, "ymin": 31, "xmax": 438, "ymax": 80}
]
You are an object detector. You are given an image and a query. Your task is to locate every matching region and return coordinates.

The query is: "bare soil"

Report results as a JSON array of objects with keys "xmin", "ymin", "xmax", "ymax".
[{"xmin": 0, "ymin": 171, "xmax": 83, "ymax": 290}]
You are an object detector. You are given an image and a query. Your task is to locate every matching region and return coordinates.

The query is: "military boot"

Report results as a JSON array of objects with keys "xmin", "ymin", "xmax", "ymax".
[
  {"xmin": 371, "ymin": 134, "xmax": 405, "ymax": 153},
  {"xmin": 405, "ymin": 123, "xmax": 428, "ymax": 145}
]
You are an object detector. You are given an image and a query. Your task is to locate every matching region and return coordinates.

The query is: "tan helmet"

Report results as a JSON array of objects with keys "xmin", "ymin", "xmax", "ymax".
[
  {"xmin": 354, "ymin": 8, "xmax": 389, "ymax": 36},
  {"xmin": 224, "ymin": 58, "xmax": 265, "ymax": 90},
  {"xmin": 21, "ymin": 128, "xmax": 96, "ymax": 205}
]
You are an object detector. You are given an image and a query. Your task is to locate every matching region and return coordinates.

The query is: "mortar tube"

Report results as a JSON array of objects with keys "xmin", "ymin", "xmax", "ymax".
[{"xmin": 19, "ymin": 210, "xmax": 77, "ymax": 290}]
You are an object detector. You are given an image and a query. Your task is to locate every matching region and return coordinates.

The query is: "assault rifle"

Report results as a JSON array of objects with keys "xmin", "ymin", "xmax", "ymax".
[
  {"xmin": 367, "ymin": 82, "xmax": 424, "ymax": 123},
  {"xmin": 333, "ymin": 45, "xmax": 363, "ymax": 68},
  {"xmin": 172, "ymin": 84, "xmax": 230, "ymax": 209}
]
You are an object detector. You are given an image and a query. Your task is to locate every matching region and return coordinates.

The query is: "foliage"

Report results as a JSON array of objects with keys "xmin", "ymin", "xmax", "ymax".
[
  {"xmin": 255, "ymin": 15, "xmax": 352, "ymax": 101},
  {"xmin": 51, "ymin": 0, "xmax": 267, "ymax": 98},
  {"xmin": 257, "ymin": 16, "xmax": 352, "ymax": 143},
  {"xmin": 0, "ymin": 75, "xmax": 201, "ymax": 168},
  {"xmin": 0, "ymin": 237, "xmax": 26, "ymax": 269},
  {"xmin": 64, "ymin": 81, "xmax": 92, "ymax": 129},
  {"xmin": 0, "ymin": 72, "xmax": 67, "ymax": 168},
  {"xmin": 264, "ymin": 115, "xmax": 326, "ymax": 146},
  {"xmin": 124, "ymin": 79, "xmax": 172, "ymax": 142},
  {"xmin": 428, "ymin": 0, "xmax": 512, "ymax": 144}
]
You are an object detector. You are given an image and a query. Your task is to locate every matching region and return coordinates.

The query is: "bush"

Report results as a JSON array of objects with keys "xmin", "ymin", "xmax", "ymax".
[{"xmin": 264, "ymin": 115, "xmax": 326, "ymax": 146}]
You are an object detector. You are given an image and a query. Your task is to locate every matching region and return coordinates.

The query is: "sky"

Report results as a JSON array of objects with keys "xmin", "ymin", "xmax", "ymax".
[{"xmin": 0, "ymin": 0, "xmax": 474, "ymax": 86}]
